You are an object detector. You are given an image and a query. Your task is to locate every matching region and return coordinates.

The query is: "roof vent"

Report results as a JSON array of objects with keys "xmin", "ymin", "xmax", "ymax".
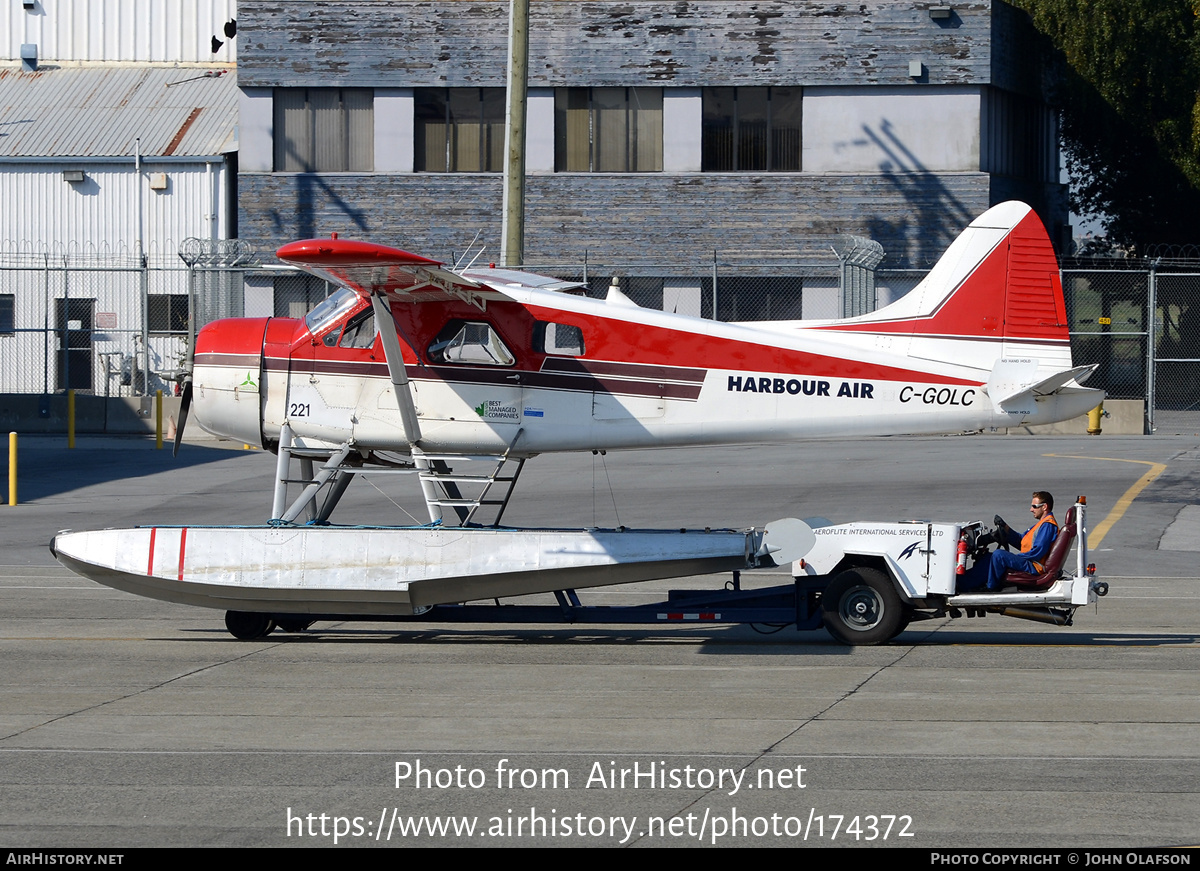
[{"xmin": 20, "ymin": 43, "xmax": 37, "ymax": 72}]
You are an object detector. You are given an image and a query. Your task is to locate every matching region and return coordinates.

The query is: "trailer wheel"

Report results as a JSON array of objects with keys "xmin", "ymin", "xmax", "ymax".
[
  {"xmin": 275, "ymin": 618, "xmax": 313, "ymax": 633},
  {"xmin": 224, "ymin": 611, "xmax": 276, "ymax": 640},
  {"xmin": 821, "ymin": 568, "xmax": 902, "ymax": 646}
]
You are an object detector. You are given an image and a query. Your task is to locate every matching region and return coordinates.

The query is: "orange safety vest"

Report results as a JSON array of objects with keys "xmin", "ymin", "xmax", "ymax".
[{"xmin": 1021, "ymin": 514, "xmax": 1058, "ymax": 572}]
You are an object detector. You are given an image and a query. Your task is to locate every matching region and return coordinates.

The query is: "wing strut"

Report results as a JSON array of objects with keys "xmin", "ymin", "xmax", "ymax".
[
  {"xmin": 367, "ymin": 292, "xmax": 448, "ymax": 524},
  {"xmin": 370, "ymin": 292, "xmax": 423, "ymax": 446}
]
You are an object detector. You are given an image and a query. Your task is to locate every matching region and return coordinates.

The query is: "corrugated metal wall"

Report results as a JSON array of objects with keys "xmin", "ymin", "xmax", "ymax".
[
  {"xmin": 0, "ymin": 161, "xmax": 230, "ymax": 261},
  {"xmin": 2, "ymin": 0, "xmax": 237, "ymax": 64}
]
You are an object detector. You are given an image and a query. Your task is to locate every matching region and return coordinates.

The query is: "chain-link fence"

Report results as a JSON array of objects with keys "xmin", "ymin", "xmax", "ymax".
[
  {"xmin": 1062, "ymin": 266, "xmax": 1200, "ymax": 433},
  {"xmin": 508, "ymin": 261, "xmax": 926, "ymax": 322},
  {"xmin": 2, "ymin": 244, "xmax": 1195, "ymax": 433},
  {"xmin": 0, "ymin": 250, "xmax": 192, "ymax": 398}
]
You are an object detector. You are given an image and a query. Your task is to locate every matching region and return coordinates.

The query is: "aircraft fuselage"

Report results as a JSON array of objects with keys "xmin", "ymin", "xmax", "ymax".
[{"xmin": 192, "ymin": 284, "xmax": 1096, "ymax": 456}]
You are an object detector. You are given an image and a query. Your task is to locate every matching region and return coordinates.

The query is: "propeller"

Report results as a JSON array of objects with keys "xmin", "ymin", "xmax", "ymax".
[{"xmin": 173, "ymin": 378, "xmax": 192, "ymax": 457}]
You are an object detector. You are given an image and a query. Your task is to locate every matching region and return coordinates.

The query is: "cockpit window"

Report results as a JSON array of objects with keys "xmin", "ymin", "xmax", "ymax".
[
  {"xmin": 427, "ymin": 321, "xmax": 515, "ymax": 366},
  {"xmin": 339, "ymin": 308, "xmax": 376, "ymax": 349},
  {"xmin": 304, "ymin": 287, "xmax": 361, "ymax": 337}
]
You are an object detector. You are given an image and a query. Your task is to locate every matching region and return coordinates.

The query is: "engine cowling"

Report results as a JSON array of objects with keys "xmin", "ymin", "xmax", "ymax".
[{"xmin": 192, "ymin": 317, "xmax": 269, "ymax": 446}]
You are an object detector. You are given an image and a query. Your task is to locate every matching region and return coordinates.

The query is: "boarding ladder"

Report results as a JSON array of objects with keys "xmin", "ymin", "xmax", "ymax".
[{"xmin": 268, "ymin": 423, "xmax": 526, "ymax": 528}]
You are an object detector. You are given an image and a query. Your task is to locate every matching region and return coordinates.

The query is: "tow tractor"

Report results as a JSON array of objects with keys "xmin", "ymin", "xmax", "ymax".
[{"xmin": 793, "ymin": 496, "xmax": 1107, "ymax": 644}]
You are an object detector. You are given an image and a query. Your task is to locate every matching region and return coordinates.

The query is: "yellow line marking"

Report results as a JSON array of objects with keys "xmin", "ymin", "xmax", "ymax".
[{"xmin": 1043, "ymin": 454, "xmax": 1169, "ymax": 548}]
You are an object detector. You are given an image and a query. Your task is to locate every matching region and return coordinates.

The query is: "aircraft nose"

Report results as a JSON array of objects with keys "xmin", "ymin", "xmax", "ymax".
[
  {"xmin": 195, "ymin": 317, "xmax": 270, "ymax": 360},
  {"xmin": 191, "ymin": 317, "xmax": 270, "ymax": 445}
]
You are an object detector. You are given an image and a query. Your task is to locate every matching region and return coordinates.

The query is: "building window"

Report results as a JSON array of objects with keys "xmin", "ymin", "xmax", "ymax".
[
  {"xmin": 0, "ymin": 294, "xmax": 12, "ymax": 333},
  {"xmin": 702, "ymin": 87, "xmax": 801, "ymax": 172},
  {"xmin": 415, "ymin": 88, "xmax": 505, "ymax": 172},
  {"xmin": 555, "ymin": 88, "xmax": 662, "ymax": 172},
  {"xmin": 273, "ymin": 88, "xmax": 373, "ymax": 172},
  {"xmin": 148, "ymin": 294, "xmax": 189, "ymax": 334},
  {"xmin": 982, "ymin": 88, "xmax": 1057, "ymax": 183}
]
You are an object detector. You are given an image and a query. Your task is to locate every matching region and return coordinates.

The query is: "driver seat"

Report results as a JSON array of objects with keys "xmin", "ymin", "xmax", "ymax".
[{"xmin": 1002, "ymin": 506, "xmax": 1076, "ymax": 590}]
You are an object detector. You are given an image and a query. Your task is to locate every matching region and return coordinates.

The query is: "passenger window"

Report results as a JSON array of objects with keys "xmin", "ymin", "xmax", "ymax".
[
  {"xmin": 533, "ymin": 321, "xmax": 585, "ymax": 356},
  {"xmin": 428, "ymin": 320, "xmax": 515, "ymax": 366}
]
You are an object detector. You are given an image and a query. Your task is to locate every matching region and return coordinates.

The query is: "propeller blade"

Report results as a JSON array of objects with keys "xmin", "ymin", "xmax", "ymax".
[{"xmin": 173, "ymin": 380, "xmax": 192, "ymax": 457}]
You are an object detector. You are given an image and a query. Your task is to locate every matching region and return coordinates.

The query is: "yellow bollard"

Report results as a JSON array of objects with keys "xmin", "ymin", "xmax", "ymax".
[
  {"xmin": 67, "ymin": 389, "xmax": 75, "ymax": 449},
  {"xmin": 7, "ymin": 431, "xmax": 15, "ymax": 506},
  {"xmin": 1087, "ymin": 401, "xmax": 1104, "ymax": 435},
  {"xmin": 156, "ymin": 389, "xmax": 163, "ymax": 450}
]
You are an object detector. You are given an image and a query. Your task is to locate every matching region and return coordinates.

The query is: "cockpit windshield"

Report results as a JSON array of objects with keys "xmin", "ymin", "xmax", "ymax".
[{"xmin": 304, "ymin": 287, "xmax": 361, "ymax": 337}]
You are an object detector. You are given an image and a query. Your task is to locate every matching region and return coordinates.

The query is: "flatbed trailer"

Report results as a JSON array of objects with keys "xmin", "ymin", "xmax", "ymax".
[
  {"xmin": 253, "ymin": 574, "xmax": 824, "ymax": 633},
  {"xmin": 240, "ymin": 497, "xmax": 1107, "ymax": 645}
]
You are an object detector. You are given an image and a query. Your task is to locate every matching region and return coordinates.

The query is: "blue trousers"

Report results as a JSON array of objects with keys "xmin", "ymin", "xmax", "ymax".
[{"xmin": 961, "ymin": 549, "xmax": 1039, "ymax": 592}]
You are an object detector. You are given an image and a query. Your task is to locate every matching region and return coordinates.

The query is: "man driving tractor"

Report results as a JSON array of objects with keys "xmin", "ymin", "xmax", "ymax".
[{"xmin": 960, "ymin": 491, "xmax": 1058, "ymax": 592}]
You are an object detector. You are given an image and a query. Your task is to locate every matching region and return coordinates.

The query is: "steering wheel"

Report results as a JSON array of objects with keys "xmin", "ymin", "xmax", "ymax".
[{"xmin": 993, "ymin": 514, "xmax": 1010, "ymax": 551}]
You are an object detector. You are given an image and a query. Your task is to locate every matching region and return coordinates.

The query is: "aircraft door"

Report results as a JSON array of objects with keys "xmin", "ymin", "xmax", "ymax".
[
  {"xmin": 411, "ymin": 319, "xmax": 524, "ymax": 442},
  {"xmin": 286, "ymin": 296, "xmax": 376, "ymax": 442}
]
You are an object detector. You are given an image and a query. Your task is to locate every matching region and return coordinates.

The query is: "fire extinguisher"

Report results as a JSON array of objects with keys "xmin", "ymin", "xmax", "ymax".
[{"xmin": 956, "ymin": 534, "xmax": 968, "ymax": 575}]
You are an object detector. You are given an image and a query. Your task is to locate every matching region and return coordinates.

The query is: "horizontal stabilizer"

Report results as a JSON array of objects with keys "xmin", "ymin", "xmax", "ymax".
[
  {"xmin": 985, "ymin": 359, "xmax": 1100, "ymax": 414},
  {"xmin": 1025, "ymin": 364, "xmax": 1098, "ymax": 396}
]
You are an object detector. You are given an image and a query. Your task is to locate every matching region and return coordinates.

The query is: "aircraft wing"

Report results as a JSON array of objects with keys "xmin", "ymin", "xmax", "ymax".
[
  {"xmin": 457, "ymin": 267, "xmax": 584, "ymax": 295},
  {"xmin": 277, "ymin": 239, "xmax": 581, "ymax": 309}
]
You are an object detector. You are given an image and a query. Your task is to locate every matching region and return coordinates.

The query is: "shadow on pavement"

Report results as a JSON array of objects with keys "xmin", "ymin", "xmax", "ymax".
[{"xmin": 8, "ymin": 436, "xmax": 260, "ymax": 502}]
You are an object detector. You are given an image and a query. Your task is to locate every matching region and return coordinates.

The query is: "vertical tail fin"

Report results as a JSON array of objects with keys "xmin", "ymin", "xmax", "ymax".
[
  {"xmin": 813, "ymin": 201, "xmax": 1102, "ymax": 418},
  {"xmin": 816, "ymin": 201, "xmax": 1070, "ymax": 361}
]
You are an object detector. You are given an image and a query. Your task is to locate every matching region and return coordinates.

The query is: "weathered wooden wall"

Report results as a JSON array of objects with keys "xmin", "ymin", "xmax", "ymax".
[
  {"xmin": 239, "ymin": 172, "xmax": 995, "ymax": 269},
  {"xmin": 239, "ymin": 1, "xmax": 1007, "ymax": 89},
  {"xmin": 236, "ymin": 1, "xmax": 1060, "ymax": 268}
]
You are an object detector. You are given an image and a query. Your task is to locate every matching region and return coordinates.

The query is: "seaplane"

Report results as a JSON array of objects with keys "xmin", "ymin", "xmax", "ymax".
[{"xmin": 51, "ymin": 201, "xmax": 1106, "ymax": 642}]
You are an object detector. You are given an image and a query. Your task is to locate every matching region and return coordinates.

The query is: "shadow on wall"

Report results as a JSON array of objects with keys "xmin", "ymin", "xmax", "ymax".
[
  {"xmin": 858, "ymin": 119, "xmax": 976, "ymax": 269},
  {"xmin": 268, "ymin": 134, "xmax": 371, "ymax": 242}
]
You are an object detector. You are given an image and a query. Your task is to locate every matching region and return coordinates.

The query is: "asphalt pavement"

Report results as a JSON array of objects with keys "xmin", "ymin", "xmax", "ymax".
[{"xmin": 1, "ymin": 431, "xmax": 1198, "ymax": 848}]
